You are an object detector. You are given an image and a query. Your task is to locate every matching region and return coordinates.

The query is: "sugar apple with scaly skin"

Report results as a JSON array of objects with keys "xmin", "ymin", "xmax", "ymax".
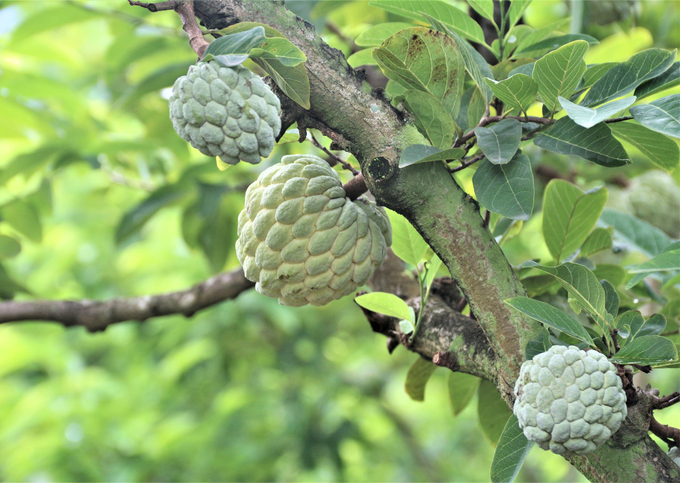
[
  {"xmin": 236, "ymin": 154, "xmax": 392, "ymax": 307},
  {"xmin": 514, "ymin": 345, "xmax": 627, "ymax": 456},
  {"xmin": 169, "ymin": 60, "xmax": 281, "ymax": 165}
]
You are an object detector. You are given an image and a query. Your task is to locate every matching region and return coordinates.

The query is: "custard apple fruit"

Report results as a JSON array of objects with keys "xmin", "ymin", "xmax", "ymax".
[
  {"xmin": 236, "ymin": 154, "xmax": 392, "ymax": 306},
  {"xmin": 169, "ymin": 60, "xmax": 281, "ymax": 165},
  {"xmin": 514, "ymin": 345, "xmax": 627, "ymax": 456}
]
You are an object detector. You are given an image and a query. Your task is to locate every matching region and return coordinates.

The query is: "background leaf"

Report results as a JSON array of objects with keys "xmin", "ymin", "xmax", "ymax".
[
  {"xmin": 0, "ymin": 201, "xmax": 42, "ymax": 243},
  {"xmin": 580, "ymin": 227, "xmax": 613, "ymax": 258},
  {"xmin": 472, "ymin": 154, "xmax": 534, "ymax": 221},
  {"xmin": 355, "ymin": 22, "xmax": 414, "ymax": 46},
  {"xmin": 448, "ymin": 372, "xmax": 480, "ymax": 417},
  {"xmin": 404, "ymin": 357, "xmax": 437, "ymax": 401},
  {"xmin": 477, "ymin": 380, "xmax": 512, "ymax": 446},
  {"xmin": 599, "ymin": 209, "xmax": 671, "ymax": 257},
  {"xmin": 490, "ymin": 414, "xmax": 533, "ymax": 483},
  {"xmin": 609, "ymin": 122, "xmax": 680, "ymax": 172}
]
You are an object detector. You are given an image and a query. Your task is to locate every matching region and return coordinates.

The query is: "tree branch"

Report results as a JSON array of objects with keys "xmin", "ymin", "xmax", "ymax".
[{"xmin": 0, "ymin": 268, "xmax": 254, "ymax": 332}]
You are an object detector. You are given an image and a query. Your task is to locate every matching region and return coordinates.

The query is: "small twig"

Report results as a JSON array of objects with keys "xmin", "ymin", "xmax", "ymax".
[
  {"xmin": 650, "ymin": 415, "xmax": 680, "ymax": 448},
  {"xmin": 454, "ymin": 115, "xmax": 554, "ymax": 148},
  {"xmin": 128, "ymin": 0, "xmax": 209, "ymax": 58},
  {"xmin": 432, "ymin": 350, "xmax": 459, "ymax": 371},
  {"xmin": 652, "ymin": 391, "xmax": 680, "ymax": 410},
  {"xmin": 449, "ymin": 153, "xmax": 484, "ymax": 173},
  {"xmin": 605, "ymin": 116, "xmax": 634, "ymax": 124},
  {"xmin": 310, "ymin": 134, "xmax": 360, "ymax": 175},
  {"xmin": 455, "ymin": 296, "xmax": 468, "ymax": 313}
]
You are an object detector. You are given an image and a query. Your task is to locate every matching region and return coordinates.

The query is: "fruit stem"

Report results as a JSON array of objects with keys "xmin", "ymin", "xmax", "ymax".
[{"xmin": 342, "ymin": 172, "xmax": 368, "ymax": 201}]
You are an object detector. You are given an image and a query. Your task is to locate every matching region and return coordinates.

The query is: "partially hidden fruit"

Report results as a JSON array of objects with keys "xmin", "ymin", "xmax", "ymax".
[
  {"xmin": 169, "ymin": 60, "xmax": 281, "ymax": 165},
  {"xmin": 514, "ymin": 345, "xmax": 627, "ymax": 456},
  {"xmin": 236, "ymin": 154, "xmax": 392, "ymax": 306}
]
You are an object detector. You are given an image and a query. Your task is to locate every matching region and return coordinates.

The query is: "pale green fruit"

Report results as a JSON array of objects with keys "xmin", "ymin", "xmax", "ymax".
[
  {"xmin": 169, "ymin": 60, "xmax": 281, "ymax": 165},
  {"xmin": 514, "ymin": 345, "xmax": 627, "ymax": 456},
  {"xmin": 236, "ymin": 154, "xmax": 392, "ymax": 306}
]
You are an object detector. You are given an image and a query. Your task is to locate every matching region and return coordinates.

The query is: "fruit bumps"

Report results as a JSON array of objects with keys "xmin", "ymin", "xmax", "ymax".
[
  {"xmin": 236, "ymin": 154, "xmax": 392, "ymax": 306},
  {"xmin": 514, "ymin": 345, "xmax": 627, "ymax": 456},
  {"xmin": 169, "ymin": 60, "xmax": 281, "ymax": 165}
]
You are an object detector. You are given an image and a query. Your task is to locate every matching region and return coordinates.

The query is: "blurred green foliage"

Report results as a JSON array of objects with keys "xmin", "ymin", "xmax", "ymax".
[{"xmin": 0, "ymin": 1, "xmax": 678, "ymax": 481}]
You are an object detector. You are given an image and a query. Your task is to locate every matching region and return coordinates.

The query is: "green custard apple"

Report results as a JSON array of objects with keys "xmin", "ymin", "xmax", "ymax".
[
  {"xmin": 236, "ymin": 154, "xmax": 392, "ymax": 306},
  {"xmin": 169, "ymin": 60, "xmax": 281, "ymax": 165},
  {"xmin": 514, "ymin": 345, "xmax": 627, "ymax": 456}
]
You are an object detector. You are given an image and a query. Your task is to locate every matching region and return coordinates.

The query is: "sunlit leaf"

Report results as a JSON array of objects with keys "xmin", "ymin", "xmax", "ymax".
[{"xmin": 533, "ymin": 40, "xmax": 588, "ymax": 113}]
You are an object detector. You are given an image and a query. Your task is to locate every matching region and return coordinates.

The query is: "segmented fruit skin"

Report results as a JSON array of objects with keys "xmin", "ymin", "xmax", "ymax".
[
  {"xmin": 169, "ymin": 60, "xmax": 281, "ymax": 165},
  {"xmin": 514, "ymin": 345, "xmax": 627, "ymax": 456},
  {"xmin": 236, "ymin": 154, "xmax": 392, "ymax": 306}
]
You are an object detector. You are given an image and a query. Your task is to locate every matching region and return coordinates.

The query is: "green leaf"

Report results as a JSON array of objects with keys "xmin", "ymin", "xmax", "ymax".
[
  {"xmin": 401, "ymin": 90, "xmax": 456, "ymax": 149},
  {"xmin": 523, "ymin": 262, "xmax": 610, "ymax": 334},
  {"xmin": 473, "ymin": 153, "xmax": 534, "ymax": 221},
  {"xmin": 253, "ymin": 55, "xmax": 311, "ymax": 109},
  {"xmin": 399, "ymin": 319, "xmax": 415, "ymax": 334},
  {"xmin": 355, "ymin": 22, "xmax": 414, "ymax": 47},
  {"xmin": 404, "ymin": 356, "xmax": 437, "ymax": 401},
  {"xmin": 448, "ymin": 372, "xmax": 480, "ymax": 417},
  {"xmin": 115, "ymin": 184, "xmax": 189, "ymax": 244},
  {"xmin": 507, "ymin": 0, "xmax": 532, "ymax": 31},
  {"xmin": 533, "ymin": 40, "xmax": 589, "ymax": 113},
  {"xmin": 203, "ymin": 26, "xmax": 266, "ymax": 66},
  {"xmin": 582, "ymin": 48, "xmax": 677, "ymax": 107},
  {"xmin": 355, "ymin": 292, "xmax": 413, "ymax": 321},
  {"xmin": 582, "ymin": 63, "xmax": 617, "ymax": 90},
  {"xmin": 534, "ymin": 118, "xmax": 629, "ymax": 167},
  {"xmin": 639, "ymin": 314, "xmax": 667, "ymax": 338},
  {"xmin": 468, "ymin": 0, "xmax": 495, "ymax": 22},
  {"xmin": 599, "ymin": 209, "xmax": 671, "ymax": 257},
  {"xmin": 399, "ymin": 145, "xmax": 464, "ymax": 168},
  {"xmin": 610, "ymin": 122, "xmax": 679, "ymax": 172},
  {"xmin": 249, "ymin": 37, "xmax": 306, "ymax": 67},
  {"xmin": 505, "ymin": 297, "xmax": 594, "ymax": 345},
  {"xmin": 485, "ymin": 74, "xmax": 537, "ymax": 114},
  {"xmin": 347, "ymin": 48, "xmax": 378, "ymax": 67},
  {"xmin": 601, "ymin": 280, "xmax": 619, "ymax": 319},
  {"xmin": 424, "ymin": 15, "xmax": 495, "ymax": 103},
  {"xmin": 368, "ymin": 0, "xmax": 486, "ymax": 44},
  {"xmin": 517, "ymin": 34, "xmax": 598, "ymax": 55},
  {"xmin": 10, "ymin": 3, "xmax": 102, "ymax": 42},
  {"xmin": 558, "ymin": 96, "xmax": 636, "ymax": 129},
  {"xmin": 635, "ymin": 62, "xmax": 680, "ymax": 100},
  {"xmin": 477, "ymin": 380, "xmax": 513, "ymax": 446},
  {"xmin": 580, "ymin": 227, "xmax": 613, "ymax": 258},
  {"xmin": 0, "ymin": 235, "xmax": 21, "ymax": 259},
  {"xmin": 542, "ymin": 180, "xmax": 608, "ymax": 262},
  {"xmin": 630, "ymin": 94, "xmax": 680, "ymax": 140},
  {"xmin": 617, "ymin": 310, "xmax": 644, "ymax": 341},
  {"xmin": 475, "ymin": 119, "xmax": 522, "ymax": 165},
  {"xmin": 490, "ymin": 414, "xmax": 533, "ymax": 483},
  {"xmin": 625, "ymin": 249, "xmax": 680, "ymax": 289},
  {"xmin": 609, "ymin": 336, "xmax": 678, "ymax": 366},
  {"xmin": 0, "ymin": 201, "xmax": 42, "ymax": 242},
  {"xmin": 387, "ymin": 209, "xmax": 428, "ymax": 266},
  {"xmin": 468, "ymin": 87, "xmax": 488, "ymax": 129},
  {"xmin": 512, "ymin": 19, "xmax": 571, "ymax": 58},
  {"xmin": 424, "ymin": 253, "xmax": 443, "ymax": 289},
  {"xmin": 373, "ymin": 27, "xmax": 465, "ymax": 121},
  {"xmin": 593, "ymin": 264, "xmax": 626, "ymax": 288}
]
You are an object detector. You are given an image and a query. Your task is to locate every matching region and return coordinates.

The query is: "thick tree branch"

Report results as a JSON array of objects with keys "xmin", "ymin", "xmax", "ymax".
[{"xmin": 0, "ymin": 268, "xmax": 254, "ymax": 332}]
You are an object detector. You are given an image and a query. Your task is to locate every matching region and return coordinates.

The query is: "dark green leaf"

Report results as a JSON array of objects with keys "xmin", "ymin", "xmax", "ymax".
[
  {"xmin": 473, "ymin": 154, "xmax": 534, "ymax": 221},
  {"xmin": 533, "ymin": 40, "xmax": 589, "ymax": 113},
  {"xmin": 399, "ymin": 145, "xmax": 464, "ymax": 168},
  {"xmin": 485, "ymin": 74, "xmax": 537, "ymax": 114},
  {"xmin": 534, "ymin": 118, "xmax": 630, "ymax": 167},
  {"xmin": 448, "ymin": 372, "xmax": 480, "ymax": 416},
  {"xmin": 115, "ymin": 184, "xmax": 189, "ymax": 244},
  {"xmin": 505, "ymin": 297, "xmax": 594, "ymax": 345},
  {"xmin": 599, "ymin": 209, "xmax": 671, "ymax": 257},
  {"xmin": 401, "ymin": 90, "xmax": 456, "ymax": 149},
  {"xmin": 617, "ymin": 310, "xmax": 644, "ymax": 341},
  {"xmin": 542, "ymin": 180, "xmax": 608, "ymax": 262},
  {"xmin": 468, "ymin": 87, "xmax": 487, "ymax": 130},
  {"xmin": 593, "ymin": 264, "xmax": 626, "ymax": 288},
  {"xmin": 475, "ymin": 119, "xmax": 522, "ymax": 164},
  {"xmin": 368, "ymin": 0, "xmax": 486, "ymax": 44},
  {"xmin": 639, "ymin": 314, "xmax": 667, "ymax": 338},
  {"xmin": 0, "ymin": 201, "xmax": 42, "ymax": 242},
  {"xmin": 404, "ymin": 356, "xmax": 437, "ymax": 401},
  {"xmin": 582, "ymin": 63, "xmax": 617, "ymax": 89},
  {"xmin": 609, "ymin": 122, "xmax": 679, "ymax": 172},
  {"xmin": 203, "ymin": 27, "xmax": 266, "ymax": 65},
  {"xmin": 580, "ymin": 227, "xmax": 613, "ymax": 258},
  {"xmin": 490, "ymin": 414, "xmax": 533, "ymax": 483},
  {"xmin": 517, "ymin": 34, "xmax": 598, "ymax": 55},
  {"xmin": 635, "ymin": 62, "xmax": 680, "ymax": 100},
  {"xmin": 0, "ymin": 235, "xmax": 21, "ymax": 259},
  {"xmin": 355, "ymin": 292, "xmax": 413, "ymax": 321},
  {"xmin": 254, "ymin": 55, "xmax": 311, "ymax": 109},
  {"xmin": 582, "ymin": 48, "xmax": 676, "ymax": 107},
  {"xmin": 601, "ymin": 280, "xmax": 619, "ymax": 319},
  {"xmin": 630, "ymin": 94, "xmax": 680, "ymax": 140},
  {"xmin": 508, "ymin": 63, "xmax": 534, "ymax": 78},
  {"xmin": 477, "ymin": 380, "xmax": 513, "ymax": 446},
  {"xmin": 609, "ymin": 336, "xmax": 678, "ymax": 366},
  {"xmin": 559, "ymin": 96, "xmax": 636, "ymax": 129},
  {"xmin": 249, "ymin": 37, "xmax": 306, "ymax": 67}
]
